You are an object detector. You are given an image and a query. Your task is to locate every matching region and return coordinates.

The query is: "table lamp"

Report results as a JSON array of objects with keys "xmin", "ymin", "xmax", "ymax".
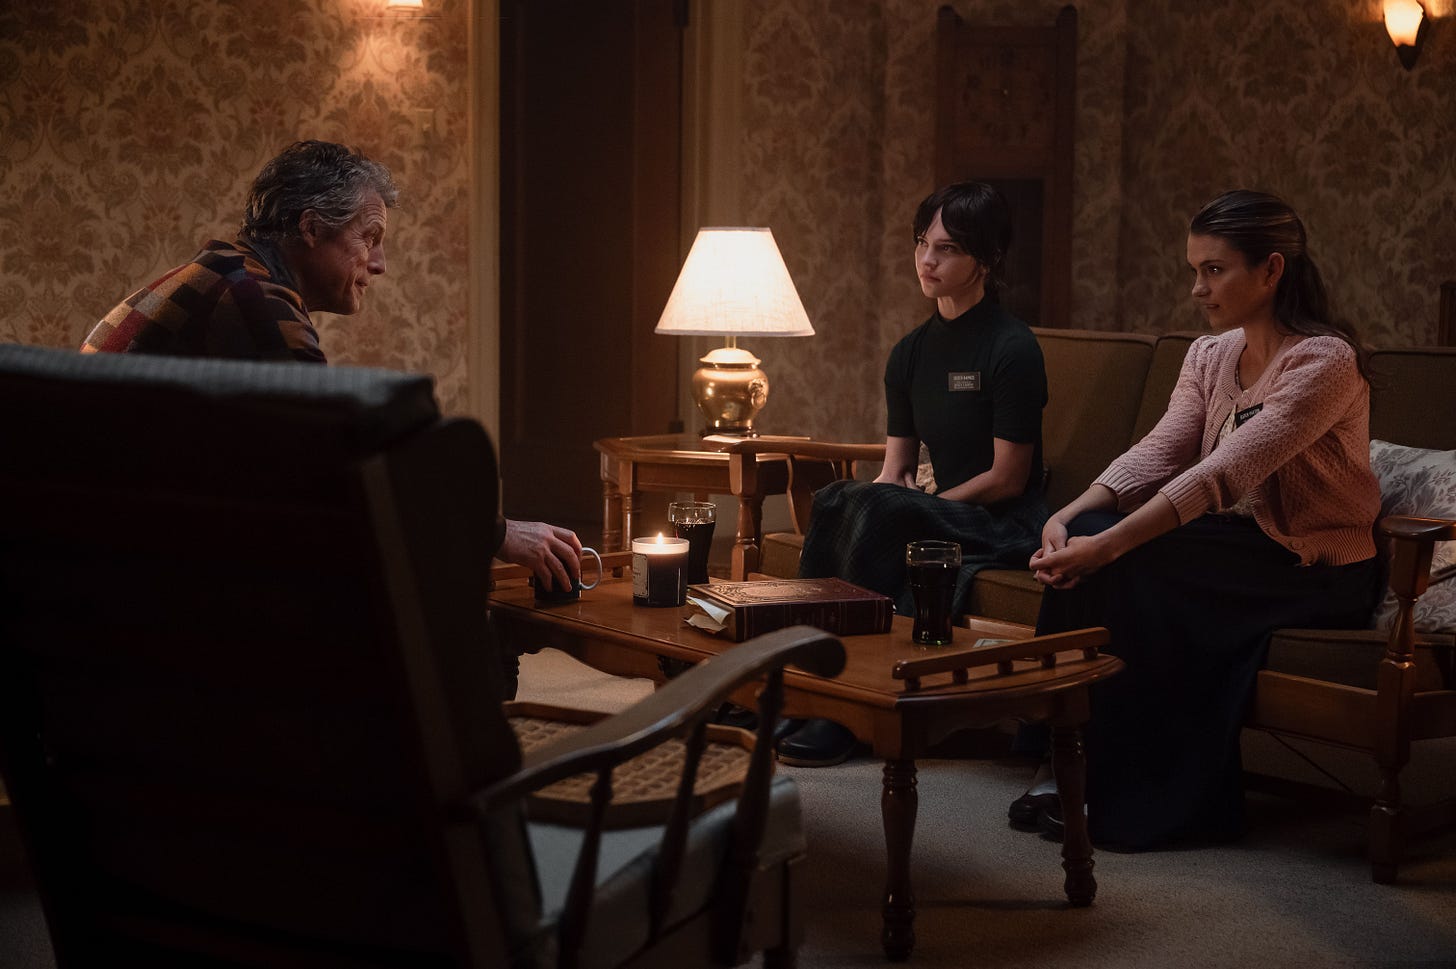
[{"xmin": 655, "ymin": 227, "xmax": 814, "ymax": 436}]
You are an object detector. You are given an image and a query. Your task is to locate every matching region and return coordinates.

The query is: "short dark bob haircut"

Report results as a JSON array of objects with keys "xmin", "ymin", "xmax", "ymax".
[{"xmin": 912, "ymin": 181, "xmax": 1013, "ymax": 297}]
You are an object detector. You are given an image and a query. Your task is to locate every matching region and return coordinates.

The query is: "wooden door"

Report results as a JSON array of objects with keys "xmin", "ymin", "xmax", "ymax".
[
  {"xmin": 500, "ymin": 0, "xmax": 684, "ymax": 538},
  {"xmin": 935, "ymin": 4, "xmax": 1076, "ymax": 328}
]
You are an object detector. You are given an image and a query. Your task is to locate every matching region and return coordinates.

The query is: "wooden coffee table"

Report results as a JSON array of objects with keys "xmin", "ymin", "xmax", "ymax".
[{"xmin": 490, "ymin": 568, "xmax": 1123, "ymax": 961}]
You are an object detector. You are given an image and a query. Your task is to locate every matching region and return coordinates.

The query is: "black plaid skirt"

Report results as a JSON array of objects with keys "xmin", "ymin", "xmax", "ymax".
[{"xmin": 797, "ymin": 480, "xmax": 1047, "ymax": 616}]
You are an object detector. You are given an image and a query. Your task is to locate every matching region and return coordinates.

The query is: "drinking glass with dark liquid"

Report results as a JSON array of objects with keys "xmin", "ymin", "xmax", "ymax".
[
  {"xmin": 669, "ymin": 501, "xmax": 716, "ymax": 586},
  {"xmin": 906, "ymin": 540, "xmax": 961, "ymax": 646}
]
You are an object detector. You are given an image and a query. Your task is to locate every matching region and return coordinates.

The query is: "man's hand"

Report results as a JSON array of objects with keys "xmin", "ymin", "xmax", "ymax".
[{"xmin": 498, "ymin": 519, "xmax": 583, "ymax": 591}]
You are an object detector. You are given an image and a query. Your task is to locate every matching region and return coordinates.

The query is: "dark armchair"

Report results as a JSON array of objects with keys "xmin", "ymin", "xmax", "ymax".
[{"xmin": 0, "ymin": 346, "xmax": 844, "ymax": 968}]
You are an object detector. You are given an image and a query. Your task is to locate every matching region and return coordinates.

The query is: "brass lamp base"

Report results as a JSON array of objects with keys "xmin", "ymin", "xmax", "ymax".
[{"xmin": 692, "ymin": 345, "xmax": 768, "ymax": 436}]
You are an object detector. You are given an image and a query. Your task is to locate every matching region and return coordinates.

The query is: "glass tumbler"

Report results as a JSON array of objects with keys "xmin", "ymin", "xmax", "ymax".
[
  {"xmin": 668, "ymin": 501, "xmax": 716, "ymax": 586},
  {"xmin": 906, "ymin": 540, "xmax": 961, "ymax": 646}
]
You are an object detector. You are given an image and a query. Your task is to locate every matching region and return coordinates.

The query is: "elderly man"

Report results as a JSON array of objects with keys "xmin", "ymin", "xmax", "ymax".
[{"xmin": 83, "ymin": 139, "xmax": 581, "ymax": 589}]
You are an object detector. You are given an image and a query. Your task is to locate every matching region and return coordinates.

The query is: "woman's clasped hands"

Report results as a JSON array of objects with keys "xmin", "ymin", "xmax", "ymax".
[{"xmin": 1029, "ymin": 518, "xmax": 1116, "ymax": 589}]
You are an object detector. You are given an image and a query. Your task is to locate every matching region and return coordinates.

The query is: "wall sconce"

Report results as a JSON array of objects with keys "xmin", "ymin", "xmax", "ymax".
[
  {"xmin": 386, "ymin": 0, "xmax": 424, "ymax": 10},
  {"xmin": 1384, "ymin": 0, "xmax": 1428, "ymax": 70}
]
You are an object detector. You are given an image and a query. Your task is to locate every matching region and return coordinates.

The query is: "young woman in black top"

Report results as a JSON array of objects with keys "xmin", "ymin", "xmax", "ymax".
[{"xmin": 779, "ymin": 182, "xmax": 1050, "ymax": 766}]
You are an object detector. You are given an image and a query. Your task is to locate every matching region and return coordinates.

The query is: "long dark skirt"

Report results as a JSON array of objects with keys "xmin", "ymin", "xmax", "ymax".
[
  {"xmin": 1038, "ymin": 512, "xmax": 1381, "ymax": 850},
  {"xmin": 799, "ymin": 480, "xmax": 1046, "ymax": 616}
]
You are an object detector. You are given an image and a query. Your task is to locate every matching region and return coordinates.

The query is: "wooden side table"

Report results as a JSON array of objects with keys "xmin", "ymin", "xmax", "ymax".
[{"xmin": 593, "ymin": 434, "xmax": 800, "ymax": 580}]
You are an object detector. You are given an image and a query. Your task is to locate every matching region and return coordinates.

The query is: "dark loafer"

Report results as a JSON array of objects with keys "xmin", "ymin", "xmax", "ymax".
[
  {"xmin": 1038, "ymin": 799, "xmax": 1064, "ymax": 841},
  {"xmin": 1008, "ymin": 791, "xmax": 1059, "ymax": 827},
  {"xmin": 713, "ymin": 702, "xmax": 759, "ymax": 731},
  {"xmin": 714, "ymin": 705, "xmax": 803, "ymax": 744},
  {"xmin": 772, "ymin": 716, "xmax": 806, "ymax": 744},
  {"xmin": 775, "ymin": 718, "xmax": 858, "ymax": 768}
]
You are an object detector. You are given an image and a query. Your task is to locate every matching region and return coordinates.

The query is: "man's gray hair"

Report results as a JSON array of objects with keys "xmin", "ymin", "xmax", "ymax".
[{"xmin": 241, "ymin": 140, "xmax": 398, "ymax": 241}]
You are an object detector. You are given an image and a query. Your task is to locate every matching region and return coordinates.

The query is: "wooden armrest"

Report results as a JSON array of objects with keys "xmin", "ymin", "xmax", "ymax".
[
  {"xmin": 1379, "ymin": 515, "xmax": 1456, "ymax": 544},
  {"xmin": 1380, "ymin": 515, "xmax": 1456, "ymax": 602},
  {"xmin": 714, "ymin": 438, "xmax": 887, "ymax": 538},
  {"xmin": 892, "ymin": 628, "xmax": 1109, "ymax": 692},
  {"xmin": 469, "ymin": 625, "xmax": 846, "ymax": 809},
  {"xmin": 711, "ymin": 435, "xmax": 887, "ymax": 463}
]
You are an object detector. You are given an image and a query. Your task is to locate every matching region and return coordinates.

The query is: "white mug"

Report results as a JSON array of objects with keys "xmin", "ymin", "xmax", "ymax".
[{"xmin": 534, "ymin": 546, "xmax": 602, "ymax": 601}]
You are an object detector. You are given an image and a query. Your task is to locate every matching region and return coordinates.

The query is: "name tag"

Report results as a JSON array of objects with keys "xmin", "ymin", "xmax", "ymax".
[
  {"xmin": 1234, "ymin": 403, "xmax": 1263, "ymax": 428},
  {"xmin": 948, "ymin": 372, "xmax": 981, "ymax": 392}
]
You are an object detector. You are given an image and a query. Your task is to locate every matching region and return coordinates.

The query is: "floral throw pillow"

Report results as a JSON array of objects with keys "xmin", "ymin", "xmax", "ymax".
[{"xmin": 1368, "ymin": 440, "xmax": 1456, "ymax": 634}]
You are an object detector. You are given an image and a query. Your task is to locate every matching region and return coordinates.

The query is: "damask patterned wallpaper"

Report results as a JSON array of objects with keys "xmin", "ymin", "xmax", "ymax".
[
  {"xmin": 3, "ymin": 1, "xmax": 1451, "ymax": 441},
  {"xmin": 1118, "ymin": 0, "xmax": 1456, "ymax": 348},
  {"xmin": 0, "ymin": 0, "xmax": 471, "ymax": 412},
  {"xmin": 738, "ymin": 0, "xmax": 1456, "ymax": 442}
]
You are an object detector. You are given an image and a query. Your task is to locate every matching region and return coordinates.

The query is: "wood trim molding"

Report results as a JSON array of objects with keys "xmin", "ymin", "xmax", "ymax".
[
  {"xmin": 1439, "ymin": 280, "xmax": 1455, "ymax": 347},
  {"xmin": 675, "ymin": 0, "xmax": 746, "ymax": 435},
  {"xmin": 468, "ymin": 0, "xmax": 501, "ymax": 441}
]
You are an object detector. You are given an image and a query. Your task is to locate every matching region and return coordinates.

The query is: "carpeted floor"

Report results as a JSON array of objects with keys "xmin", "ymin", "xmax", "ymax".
[
  {"xmin": 513, "ymin": 648, "xmax": 1456, "ymax": 968},
  {"xmin": 4, "ymin": 649, "xmax": 1453, "ymax": 968}
]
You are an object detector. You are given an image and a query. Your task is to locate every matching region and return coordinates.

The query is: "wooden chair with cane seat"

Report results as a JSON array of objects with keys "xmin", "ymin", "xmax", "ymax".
[{"xmin": 0, "ymin": 345, "xmax": 845, "ymax": 968}]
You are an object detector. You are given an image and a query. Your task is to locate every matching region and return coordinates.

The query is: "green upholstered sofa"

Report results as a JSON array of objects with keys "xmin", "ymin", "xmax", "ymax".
[
  {"xmin": 756, "ymin": 329, "xmax": 1456, "ymax": 675},
  {"xmin": 743, "ymin": 330, "xmax": 1456, "ymax": 880}
]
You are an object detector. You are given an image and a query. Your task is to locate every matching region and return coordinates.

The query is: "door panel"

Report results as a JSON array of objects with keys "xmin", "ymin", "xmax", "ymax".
[{"xmin": 500, "ymin": 0, "xmax": 683, "ymax": 539}]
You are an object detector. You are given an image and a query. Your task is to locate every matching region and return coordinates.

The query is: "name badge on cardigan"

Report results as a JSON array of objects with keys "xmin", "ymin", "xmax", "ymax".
[
  {"xmin": 1234, "ymin": 403, "xmax": 1263, "ymax": 428},
  {"xmin": 948, "ymin": 372, "xmax": 982, "ymax": 392}
]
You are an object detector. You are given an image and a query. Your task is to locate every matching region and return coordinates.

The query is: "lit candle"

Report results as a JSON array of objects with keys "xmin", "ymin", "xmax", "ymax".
[{"xmin": 632, "ymin": 534, "xmax": 689, "ymax": 607}]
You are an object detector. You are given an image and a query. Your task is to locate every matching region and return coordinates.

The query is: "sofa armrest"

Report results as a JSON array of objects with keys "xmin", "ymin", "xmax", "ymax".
[
  {"xmin": 711, "ymin": 437, "xmax": 887, "ymax": 536},
  {"xmin": 706, "ymin": 435, "xmax": 887, "ymax": 464},
  {"xmin": 1380, "ymin": 515, "xmax": 1456, "ymax": 604}
]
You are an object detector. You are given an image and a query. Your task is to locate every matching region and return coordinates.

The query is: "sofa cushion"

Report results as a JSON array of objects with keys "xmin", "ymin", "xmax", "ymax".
[
  {"xmin": 965, "ymin": 567, "xmax": 1043, "ymax": 627},
  {"xmin": 1131, "ymin": 332, "xmax": 1199, "ymax": 443},
  {"xmin": 1368, "ymin": 440, "xmax": 1456, "ymax": 634},
  {"xmin": 759, "ymin": 531, "xmax": 806, "ymax": 579},
  {"xmin": 1031, "ymin": 328, "xmax": 1156, "ymax": 510},
  {"xmin": 1265, "ymin": 627, "xmax": 1454, "ymax": 691},
  {"xmin": 1369, "ymin": 348, "xmax": 1456, "ymax": 451}
]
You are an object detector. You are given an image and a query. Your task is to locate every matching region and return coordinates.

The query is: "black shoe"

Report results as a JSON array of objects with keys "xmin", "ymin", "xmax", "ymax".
[
  {"xmin": 1038, "ymin": 799, "xmax": 1064, "ymax": 842},
  {"xmin": 775, "ymin": 718, "xmax": 858, "ymax": 768},
  {"xmin": 1008, "ymin": 791, "xmax": 1059, "ymax": 828},
  {"xmin": 713, "ymin": 702, "xmax": 759, "ymax": 731},
  {"xmin": 714, "ymin": 706, "xmax": 803, "ymax": 744},
  {"xmin": 772, "ymin": 717, "xmax": 806, "ymax": 744}
]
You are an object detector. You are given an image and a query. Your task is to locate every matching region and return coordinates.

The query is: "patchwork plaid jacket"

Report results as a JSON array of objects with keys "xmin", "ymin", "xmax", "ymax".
[{"xmin": 83, "ymin": 238, "xmax": 326, "ymax": 363}]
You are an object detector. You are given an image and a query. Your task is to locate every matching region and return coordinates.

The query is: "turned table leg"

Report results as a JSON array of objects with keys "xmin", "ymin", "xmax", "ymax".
[
  {"xmin": 601, "ymin": 482, "xmax": 624, "ymax": 554},
  {"xmin": 881, "ymin": 758, "xmax": 918, "ymax": 961},
  {"xmin": 1052, "ymin": 723, "xmax": 1096, "ymax": 906}
]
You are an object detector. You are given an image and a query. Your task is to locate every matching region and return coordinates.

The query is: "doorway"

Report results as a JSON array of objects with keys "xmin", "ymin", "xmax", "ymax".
[{"xmin": 499, "ymin": 0, "xmax": 685, "ymax": 540}]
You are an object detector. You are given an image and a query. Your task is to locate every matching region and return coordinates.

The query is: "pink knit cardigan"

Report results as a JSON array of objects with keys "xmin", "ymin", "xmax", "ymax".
[{"xmin": 1095, "ymin": 329, "xmax": 1379, "ymax": 566}]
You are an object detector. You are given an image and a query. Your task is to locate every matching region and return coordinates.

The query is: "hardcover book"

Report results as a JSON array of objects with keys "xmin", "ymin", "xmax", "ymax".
[{"xmin": 685, "ymin": 577, "xmax": 893, "ymax": 641}]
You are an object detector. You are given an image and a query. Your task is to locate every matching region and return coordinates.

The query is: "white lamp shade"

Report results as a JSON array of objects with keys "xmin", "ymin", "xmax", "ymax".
[
  {"xmin": 387, "ymin": 0, "xmax": 424, "ymax": 7},
  {"xmin": 654, "ymin": 227, "xmax": 814, "ymax": 337},
  {"xmin": 1385, "ymin": 0, "xmax": 1423, "ymax": 46}
]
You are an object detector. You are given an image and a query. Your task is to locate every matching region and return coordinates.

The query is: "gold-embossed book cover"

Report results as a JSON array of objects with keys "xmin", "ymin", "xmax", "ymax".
[{"xmin": 685, "ymin": 577, "xmax": 893, "ymax": 641}]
